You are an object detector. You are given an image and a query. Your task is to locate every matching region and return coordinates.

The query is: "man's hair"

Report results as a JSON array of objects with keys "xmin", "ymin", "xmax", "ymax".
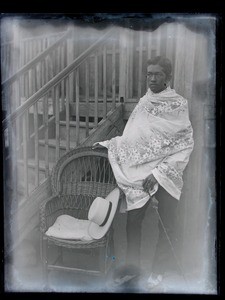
[{"xmin": 147, "ymin": 56, "xmax": 172, "ymax": 79}]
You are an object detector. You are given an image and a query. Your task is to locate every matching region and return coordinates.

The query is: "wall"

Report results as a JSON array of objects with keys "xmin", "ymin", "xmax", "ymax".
[{"xmin": 121, "ymin": 19, "xmax": 216, "ymax": 288}]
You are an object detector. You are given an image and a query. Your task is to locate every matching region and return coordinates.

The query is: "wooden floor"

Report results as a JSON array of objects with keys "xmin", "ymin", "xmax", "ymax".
[{"xmin": 4, "ymin": 201, "xmax": 215, "ymax": 294}]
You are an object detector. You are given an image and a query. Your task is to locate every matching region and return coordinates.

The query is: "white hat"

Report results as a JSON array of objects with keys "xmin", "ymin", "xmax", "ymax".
[{"xmin": 88, "ymin": 188, "xmax": 120, "ymax": 239}]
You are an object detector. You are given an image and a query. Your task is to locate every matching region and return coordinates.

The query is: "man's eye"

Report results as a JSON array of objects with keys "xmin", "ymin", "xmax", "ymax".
[{"xmin": 147, "ymin": 73, "xmax": 163, "ymax": 78}]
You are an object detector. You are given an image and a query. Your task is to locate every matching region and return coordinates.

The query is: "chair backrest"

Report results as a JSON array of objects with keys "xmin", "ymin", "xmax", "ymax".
[{"xmin": 51, "ymin": 146, "xmax": 117, "ymax": 198}]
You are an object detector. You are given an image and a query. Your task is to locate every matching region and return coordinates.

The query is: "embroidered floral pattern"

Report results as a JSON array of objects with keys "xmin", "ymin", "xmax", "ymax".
[
  {"xmin": 108, "ymin": 125, "xmax": 193, "ymax": 166},
  {"xmin": 156, "ymin": 163, "xmax": 183, "ymax": 190},
  {"xmin": 99, "ymin": 87, "xmax": 194, "ymax": 206},
  {"xmin": 117, "ymin": 183, "xmax": 147, "ymax": 205},
  {"xmin": 131, "ymin": 91, "xmax": 187, "ymax": 120}
]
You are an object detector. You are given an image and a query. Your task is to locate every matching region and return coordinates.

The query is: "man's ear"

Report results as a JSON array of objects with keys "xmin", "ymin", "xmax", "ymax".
[{"xmin": 166, "ymin": 74, "xmax": 172, "ymax": 84}]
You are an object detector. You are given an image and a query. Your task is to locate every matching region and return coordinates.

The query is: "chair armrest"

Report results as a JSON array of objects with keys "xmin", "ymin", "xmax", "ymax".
[{"xmin": 40, "ymin": 195, "xmax": 62, "ymax": 233}]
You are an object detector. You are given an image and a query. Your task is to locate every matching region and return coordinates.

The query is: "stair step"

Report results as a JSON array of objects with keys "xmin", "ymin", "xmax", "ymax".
[
  {"xmin": 17, "ymin": 159, "xmax": 54, "ymax": 192},
  {"xmin": 17, "ymin": 158, "xmax": 55, "ymax": 171},
  {"xmin": 59, "ymin": 120, "xmax": 95, "ymax": 128},
  {"xmin": 17, "ymin": 181, "xmax": 36, "ymax": 196},
  {"xmin": 27, "ymin": 97, "xmax": 54, "ymax": 115},
  {"xmin": 58, "ymin": 121, "xmax": 94, "ymax": 142},
  {"xmin": 38, "ymin": 138, "xmax": 77, "ymax": 149},
  {"xmin": 38, "ymin": 139, "xmax": 77, "ymax": 163}
]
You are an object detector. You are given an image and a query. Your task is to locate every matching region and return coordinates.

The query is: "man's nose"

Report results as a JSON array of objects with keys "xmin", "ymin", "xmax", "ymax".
[{"xmin": 150, "ymin": 75, "xmax": 157, "ymax": 81}]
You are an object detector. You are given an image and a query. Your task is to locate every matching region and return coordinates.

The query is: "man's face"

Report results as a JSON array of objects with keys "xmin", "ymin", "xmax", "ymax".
[{"xmin": 147, "ymin": 64, "xmax": 167, "ymax": 93}]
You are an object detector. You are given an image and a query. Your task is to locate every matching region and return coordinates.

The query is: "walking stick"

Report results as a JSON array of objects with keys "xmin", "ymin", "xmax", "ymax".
[{"xmin": 152, "ymin": 196, "xmax": 190, "ymax": 291}]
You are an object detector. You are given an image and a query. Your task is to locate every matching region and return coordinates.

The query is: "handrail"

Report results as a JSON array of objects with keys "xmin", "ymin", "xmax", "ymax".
[
  {"xmin": 2, "ymin": 27, "xmax": 115, "ymax": 131},
  {"xmin": 1, "ymin": 31, "xmax": 66, "ymax": 46},
  {"xmin": 2, "ymin": 29, "xmax": 72, "ymax": 89}
]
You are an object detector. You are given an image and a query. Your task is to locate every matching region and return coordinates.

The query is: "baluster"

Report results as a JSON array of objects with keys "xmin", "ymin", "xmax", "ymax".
[
  {"xmin": 29, "ymin": 40, "xmax": 32, "ymax": 62},
  {"xmin": 75, "ymin": 69, "xmax": 80, "ymax": 146},
  {"xmin": 46, "ymin": 39, "xmax": 50, "ymax": 85},
  {"xmin": 60, "ymin": 43, "xmax": 65, "ymax": 110},
  {"xmin": 22, "ymin": 111, "xmax": 29, "ymax": 198},
  {"xmin": 166, "ymin": 24, "xmax": 177, "ymax": 89},
  {"xmin": 119, "ymin": 28, "xmax": 129, "ymax": 101},
  {"xmin": 94, "ymin": 51, "xmax": 98, "ymax": 127},
  {"xmin": 31, "ymin": 40, "xmax": 36, "ymax": 94},
  {"xmin": 49, "ymin": 49, "xmax": 54, "ymax": 81},
  {"xmin": 65, "ymin": 76, "xmax": 70, "ymax": 152},
  {"xmin": 146, "ymin": 31, "xmax": 153, "ymax": 91},
  {"xmin": 112, "ymin": 39, "xmax": 116, "ymax": 109},
  {"xmin": 43, "ymin": 95, "xmax": 49, "ymax": 177},
  {"xmin": 41, "ymin": 40, "xmax": 45, "ymax": 88},
  {"xmin": 55, "ymin": 85, "xmax": 60, "ymax": 159},
  {"xmin": 28, "ymin": 42, "xmax": 32, "ymax": 97},
  {"xmin": 44, "ymin": 54, "xmax": 48, "ymax": 87},
  {"xmin": 67, "ymin": 32, "xmax": 74, "ymax": 106},
  {"xmin": 103, "ymin": 44, "xmax": 107, "ymax": 118},
  {"xmin": 128, "ymin": 30, "xmax": 134, "ymax": 99},
  {"xmin": 15, "ymin": 112, "xmax": 21, "ymax": 168},
  {"xmin": 28, "ymin": 67, "xmax": 32, "ymax": 98},
  {"xmin": 33, "ymin": 64, "xmax": 37, "ymax": 95},
  {"xmin": 33, "ymin": 102, "xmax": 39, "ymax": 187},
  {"xmin": 55, "ymin": 46, "xmax": 60, "ymax": 76},
  {"xmin": 20, "ymin": 41, "xmax": 25, "ymax": 100},
  {"xmin": 24, "ymin": 43, "xmax": 29, "ymax": 99},
  {"xmin": 155, "ymin": 26, "xmax": 162, "ymax": 56},
  {"xmin": 36, "ymin": 41, "xmax": 42, "ymax": 91},
  {"xmin": 40, "ymin": 57, "xmax": 44, "ymax": 89},
  {"xmin": 138, "ymin": 31, "xmax": 143, "ymax": 99},
  {"xmin": 4, "ymin": 123, "xmax": 17, "ymax": 209},
  {"xmin": 85, "ymin": 59, "xmax": 90, "ymax": 137}
]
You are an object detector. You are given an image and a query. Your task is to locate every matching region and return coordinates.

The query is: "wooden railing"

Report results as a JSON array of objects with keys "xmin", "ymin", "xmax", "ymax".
[
  {"xmin": 1, "ymin": 31, "xmax": 66, "ymax": 82},
  {"xmin": 2, "ymin": 29, "xmax": 71, "ymax": 114},
  {"xmin": 2, "ymin": 27, "xmax": 120, "ymax": 203}
]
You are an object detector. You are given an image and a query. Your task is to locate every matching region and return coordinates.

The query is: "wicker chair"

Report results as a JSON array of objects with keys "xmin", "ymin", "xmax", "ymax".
[{"xmin": 40, "ymin": 146, "xmax": 119, "ymax": 285}]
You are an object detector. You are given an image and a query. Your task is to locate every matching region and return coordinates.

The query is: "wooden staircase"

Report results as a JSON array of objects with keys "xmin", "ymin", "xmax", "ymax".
[
  {"xmin": 2, "ymin": 27, "xmax": 123, "ymax": 209},
  {"xmin": 15, "ymin": 107, "xmax": 112, "ymax": 197},
  {"xmin": 2, "ymin": 26, "xmax": 137, "ymax": 253}
]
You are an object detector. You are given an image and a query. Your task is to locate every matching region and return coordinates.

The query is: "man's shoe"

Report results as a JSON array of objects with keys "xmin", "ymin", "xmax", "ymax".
[{"xmin": 147, "ymin": 273, "xmax": 163, "ymax": 289}]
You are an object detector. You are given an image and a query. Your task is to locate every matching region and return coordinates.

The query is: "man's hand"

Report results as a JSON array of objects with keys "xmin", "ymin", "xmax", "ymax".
[
  {"xmin": 143, "ymin": 174, "xmax": 157, "ymax": 193},
  {"xmin": 92, "ymin": 143, "xmax": 105, "ymax": 150}
]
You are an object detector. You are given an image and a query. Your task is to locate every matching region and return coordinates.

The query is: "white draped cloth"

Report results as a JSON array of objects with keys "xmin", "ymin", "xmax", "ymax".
[{"xmin": 95, "ymin": 87, "xmax": 194, "ymax": 211}]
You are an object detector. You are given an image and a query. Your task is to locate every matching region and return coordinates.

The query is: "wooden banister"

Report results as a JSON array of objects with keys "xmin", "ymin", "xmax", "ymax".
[
  {"xmin": 3, "ymin": 26, "xmax": 118, "ymax": 203},
  {"xmin": 2, "ymin": 29, "xmax": 71, "ymax": 88},
  {"xmin": 1, "ymin": 31, "xmax": 66, "ymax": 47},
  {"xmin": 2, "ymin": 27, "xmax": 115, "ymax": 131}
]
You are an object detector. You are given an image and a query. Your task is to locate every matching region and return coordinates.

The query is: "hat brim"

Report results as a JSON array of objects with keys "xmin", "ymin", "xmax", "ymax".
[{"xmin": 88, "ymin": 188, "xmax": 120, "ymax": 239}]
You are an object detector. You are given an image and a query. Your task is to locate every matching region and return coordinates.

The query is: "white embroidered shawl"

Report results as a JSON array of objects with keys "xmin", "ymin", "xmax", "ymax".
[{"xmin": 96, "ymin": 87, "xmax": 194, "ymax": 211}]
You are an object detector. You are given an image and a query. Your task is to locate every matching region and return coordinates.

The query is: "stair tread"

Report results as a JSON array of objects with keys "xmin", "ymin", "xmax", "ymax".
[
  {"xmin": 38, "ymin": 138, "xmax": 77, "ymax": 148},
  {"xmin": 17, "ymin": 158, "xmax": 55, "ymax": 170},
  {"xmin": 59, "ymin": 120, "xmax": 95, "ymax": 128}
]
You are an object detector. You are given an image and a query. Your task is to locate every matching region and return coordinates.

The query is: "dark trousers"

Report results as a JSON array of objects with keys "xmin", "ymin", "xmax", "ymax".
[{"xmin": 126, "ymin": 186, "xmax": 179, "ymax": 275}]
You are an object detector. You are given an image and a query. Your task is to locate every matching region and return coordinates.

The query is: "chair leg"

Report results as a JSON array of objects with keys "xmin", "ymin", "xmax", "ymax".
[
  {"xmin": 99, "ymin": 233, "xmax": 115, "ymax": 276},
  {"xmin": 99, "ymin": 246, "xmax": 107, "ymax": 276},
  {"xmin": 41, "ymin": 236, "xmax": 49, "ymax": 290}
]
